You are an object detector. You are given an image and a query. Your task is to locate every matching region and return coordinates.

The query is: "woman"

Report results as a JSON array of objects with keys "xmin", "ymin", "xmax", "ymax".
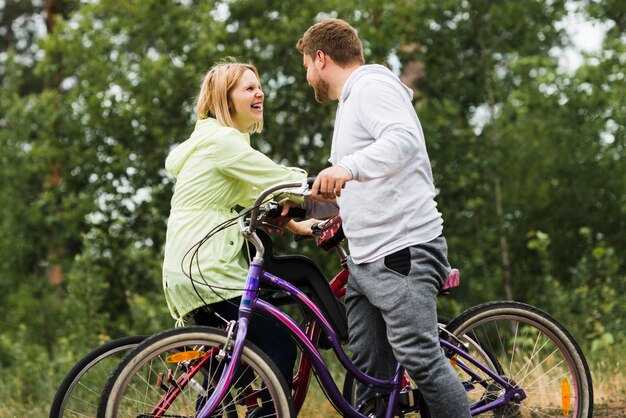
[{"xmin": 162, "ymin": 58, "xmax": 309, "ymax": 389}]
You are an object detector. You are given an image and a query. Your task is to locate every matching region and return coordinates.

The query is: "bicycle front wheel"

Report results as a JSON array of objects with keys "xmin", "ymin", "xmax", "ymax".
[
  {"xmin": 49, "ymin": 335, "xmax": 147, "ymax": 418},
  {"xmin": 446, "ymin": 301, "xmax": 593, "ymax": 417},
  {"xmin": 97, "ymin": 326, "xmax": 294, "ymax": 418}
]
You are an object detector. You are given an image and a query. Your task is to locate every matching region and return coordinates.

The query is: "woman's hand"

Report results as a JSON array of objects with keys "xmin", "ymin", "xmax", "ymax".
[
  {"xmin": 279, "ymin": 199, "xmax": 303, "ymax": 217},
  {"xmin": 262, "ymin": 199, "xmax": 305, "ymax": 235},
  {"xmin": 260, "ymin": 214, "xmax": 291, "ymax": 235},
  {"xmin": 285, "ymin": 218, "xmax": 321, "ymax": 237}
]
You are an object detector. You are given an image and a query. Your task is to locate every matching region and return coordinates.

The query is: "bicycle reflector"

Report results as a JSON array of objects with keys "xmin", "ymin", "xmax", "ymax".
[
  {"xmin": 165, "ymin": 350, "xmax": 206, "ymax": 363},
  {"xmin": 561, "ymin": 378, "xmax": 571, "ymax": 415},
  {"xmin": 449, "ymin": 354, "xmax": 458, "ymax": 369}
]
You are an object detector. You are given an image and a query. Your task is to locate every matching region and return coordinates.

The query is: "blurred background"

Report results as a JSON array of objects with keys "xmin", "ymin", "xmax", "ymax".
[{"xmin": 0, "ymin": 0, "xmax": 624, "ymax": 415}]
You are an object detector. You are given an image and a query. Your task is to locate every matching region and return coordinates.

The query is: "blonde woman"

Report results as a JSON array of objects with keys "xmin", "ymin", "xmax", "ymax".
[{"xmin": 162, "ymin": 58, "xmax": 306, "ymax": 390}]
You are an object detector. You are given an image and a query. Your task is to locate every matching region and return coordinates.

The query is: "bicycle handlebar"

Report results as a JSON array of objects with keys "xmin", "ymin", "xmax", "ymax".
[{"xmin": 247, "ymin": 180, "xmax": 310, "ymax": 235}]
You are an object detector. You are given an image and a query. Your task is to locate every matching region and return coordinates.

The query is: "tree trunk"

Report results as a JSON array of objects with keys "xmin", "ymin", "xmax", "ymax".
[
  {"xmin": 476, "ymin": 5, "xmax": 514, "ymax": 301},
  {"xmin": 44, "ymin": 0, "xmax": 63, "ymax": 33},
  {"xmin": 44, "ymin": 0, "xmax": 65, "ymax": 286}
]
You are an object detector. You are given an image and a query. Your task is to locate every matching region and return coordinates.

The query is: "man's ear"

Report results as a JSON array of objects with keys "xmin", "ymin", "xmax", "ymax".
[{"xmin": 315, "ymin": 50, "xmax": 327, "ymax": 69}]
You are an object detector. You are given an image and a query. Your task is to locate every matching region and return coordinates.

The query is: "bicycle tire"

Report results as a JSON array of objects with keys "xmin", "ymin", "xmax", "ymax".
[
  {"xmin": 97, "ymin": 326, "xmax": 294, "ymax": 418},
  {"xmin": 49, "ymin": 335, "xmax": 147, "ymax": 418},
  {"xmin": 446, "ymin": 301, "xmax": 593, "ymax": 417}
]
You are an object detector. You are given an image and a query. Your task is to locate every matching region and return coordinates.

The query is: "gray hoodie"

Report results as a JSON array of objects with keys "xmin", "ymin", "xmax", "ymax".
[{"xmin": 328, "ymin": 64, "xmax": 443, "ymax": 264}]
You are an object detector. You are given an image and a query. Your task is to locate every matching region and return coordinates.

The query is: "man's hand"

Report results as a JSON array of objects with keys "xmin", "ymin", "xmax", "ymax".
[{"xmin": 311, "ymin": 166, "xmax": 352, "ymax": 200}]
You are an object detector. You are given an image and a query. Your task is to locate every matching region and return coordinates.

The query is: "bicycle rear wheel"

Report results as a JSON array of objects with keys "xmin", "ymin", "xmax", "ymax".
[
  {"xmin": 49, "ymin": 335, "xmax": 147, "ymax": 418},
  {"xmin": 446, "ymin": 301, "xmax": 593, "ymax": 417},
  {"xmin": 97, "ymin": 326, "xmax": 294, "ymax": 418}
]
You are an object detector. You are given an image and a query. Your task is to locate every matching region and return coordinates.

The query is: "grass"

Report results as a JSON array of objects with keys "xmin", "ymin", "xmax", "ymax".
[
  {"xmin": 297, "ymin": 351, "xmax": 626, "ymax": 417},
  {"xmin": 591, "ymin": 355, "xmax": 626, "ymax": 417},
  {"xmin": 299, "ymin": 378, "xmax": 343, "ymax": 418},
  {"xmin": 2, "ymin": 348, "xmax": 624, "ymax": 417}
]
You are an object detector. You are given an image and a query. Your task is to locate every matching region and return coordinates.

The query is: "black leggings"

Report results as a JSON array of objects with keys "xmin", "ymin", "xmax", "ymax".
[{"xmin": 193, "ymin": 297, "xmax": 297, "ymax": 386}]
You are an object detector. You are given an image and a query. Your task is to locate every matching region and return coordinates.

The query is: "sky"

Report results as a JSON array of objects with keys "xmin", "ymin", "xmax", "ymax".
[{"xmin": 555, "ymin": 3, "xmax": 610, "ymax": 70}]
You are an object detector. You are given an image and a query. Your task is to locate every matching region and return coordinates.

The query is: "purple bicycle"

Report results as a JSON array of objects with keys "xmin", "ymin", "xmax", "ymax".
[{"xmin": 97, "ymin": 181, "xmax": 592, "ymax": 417}]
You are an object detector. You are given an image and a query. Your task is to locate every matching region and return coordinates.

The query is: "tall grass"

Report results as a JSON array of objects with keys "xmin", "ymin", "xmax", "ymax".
[
  {"xmin": 300, "ymin": 349, "xmax": 626, "ymax": 417},
  {"xmin": 2, "ymin": 348, "xmax": 623, "ymax": 417},
  {"xmin": 592, "ymin": 353, "xmax": 626, "ymax": 415}
]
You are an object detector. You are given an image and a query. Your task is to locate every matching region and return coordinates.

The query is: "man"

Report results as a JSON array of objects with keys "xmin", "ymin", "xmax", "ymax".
[{"xmin": 295, "ymin": 18, "xmax": 471, "ymax": 417}]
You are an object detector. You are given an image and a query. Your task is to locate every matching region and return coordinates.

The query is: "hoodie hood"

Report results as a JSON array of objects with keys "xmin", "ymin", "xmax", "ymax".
[
  {"xmin": 340, "ymin": 64, "xmax": 413, "ymax": 103},
  {"xmin": 329, "ymin": 65, "xmax": 415, "ymax": 166}
]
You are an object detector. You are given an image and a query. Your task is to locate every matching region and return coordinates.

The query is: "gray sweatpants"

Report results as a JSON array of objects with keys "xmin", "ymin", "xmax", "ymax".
[{"xmin": 345, "ymin": 236, "xmax": 471, "ymax": 417}]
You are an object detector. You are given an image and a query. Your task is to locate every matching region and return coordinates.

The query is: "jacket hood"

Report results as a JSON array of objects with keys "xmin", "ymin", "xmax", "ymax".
[
  {"xmin": 166, "ymin": 137, "xmax": 195, "ymax": 178},
  {"xmin": 340, "ymin": 64, "xmax": 413, "ymax": 103}
]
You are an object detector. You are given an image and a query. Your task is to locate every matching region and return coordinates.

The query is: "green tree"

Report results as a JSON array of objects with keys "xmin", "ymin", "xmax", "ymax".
[{"xmin": 1, "ymin": 0, "xmax": 624, "ymax": 411}]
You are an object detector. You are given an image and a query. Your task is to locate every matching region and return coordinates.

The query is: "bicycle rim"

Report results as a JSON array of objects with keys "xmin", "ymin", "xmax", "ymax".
[
  {"xmin": 447, "ymin": 301, "xmax": 593, "ymax": 417},
  {"xmin": 98, "ymin": 326, "xmax": 294, "ymax": 418},
  {"xmin": 49, "ymin": 335, "xmax": 146, "ymax": 418}
]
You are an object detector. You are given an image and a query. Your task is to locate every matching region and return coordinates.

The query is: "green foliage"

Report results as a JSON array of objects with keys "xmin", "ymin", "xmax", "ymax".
[
  {"xmin": 569, "ymin": 228, "xmax": 624, "ymax": 352},
  {"xmin": 0, "ymin": 0, "xmax": 624, "ymax": 411},
  {"xmin": 527, "ymin": 227, "xmax": 626, "ymax": 354}
]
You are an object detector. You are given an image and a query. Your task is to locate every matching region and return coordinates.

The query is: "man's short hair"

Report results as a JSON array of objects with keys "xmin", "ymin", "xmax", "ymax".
[{"xmin": 297, "ymin": 18, "xmax": 364, "ymax": 67}]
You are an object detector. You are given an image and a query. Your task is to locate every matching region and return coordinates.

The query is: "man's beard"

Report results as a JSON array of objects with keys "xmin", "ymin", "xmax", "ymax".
[{"xmin": 313, "ymin": 78, "xmax": 331, "ymax": 103}]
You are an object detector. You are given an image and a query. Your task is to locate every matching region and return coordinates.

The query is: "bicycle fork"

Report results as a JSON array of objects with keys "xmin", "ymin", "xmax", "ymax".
[
  {"xmin": 196, "ymin": 265, "xmax": 261, "ymax": 417},
  {"xmin": 147, "ymin": 319, "xmax": 246, "ymax": 418}
]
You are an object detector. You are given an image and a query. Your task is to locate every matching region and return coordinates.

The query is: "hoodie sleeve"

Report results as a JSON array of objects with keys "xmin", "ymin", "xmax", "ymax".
[
  {"xmin": 301, "ymin": 200, "xmax": 340, "ymax": 219},
  {"xmin": 214, "ymin": 129, "xmax": 306, "ymax": 195},
  {"xmin": 337, "ymin": 79, "xmax": 422, "ymax": 181}
]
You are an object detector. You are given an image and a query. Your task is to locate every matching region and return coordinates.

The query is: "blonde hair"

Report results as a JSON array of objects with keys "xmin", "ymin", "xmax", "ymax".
[{"xmin": 196, "ymin": 57, "xmax": 263, "ymax": 133}]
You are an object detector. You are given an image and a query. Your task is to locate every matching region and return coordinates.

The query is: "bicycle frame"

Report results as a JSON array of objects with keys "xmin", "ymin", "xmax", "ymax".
[
  {"xmin": 196, "ymin": 262, "xmax": 526, "ymax": 418},
  {"xmin": 187, "ymin": 181, "xmax": 527, "ymax": 417},
  {"xmin": 291, "ymin": 256, "xmax": 349, "ymax": 410},
  {"xmin": 198, "ymin": 260, "xmax": 400, "ymax": 418}
]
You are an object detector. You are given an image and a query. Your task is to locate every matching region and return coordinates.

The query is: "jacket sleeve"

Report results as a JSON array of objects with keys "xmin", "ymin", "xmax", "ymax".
[
  {"xmin": 214, "ymin": 130, "xmax": 306, "ymax": 198},
  {"xmin": 338, "ymin": 80, "xmax": 423, "ymax": 181}
]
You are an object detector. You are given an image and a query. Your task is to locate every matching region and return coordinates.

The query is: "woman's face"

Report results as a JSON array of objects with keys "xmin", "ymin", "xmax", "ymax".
[{"xmin": 230, "ymin": 69, "xmax": 264, "ymax": 132}]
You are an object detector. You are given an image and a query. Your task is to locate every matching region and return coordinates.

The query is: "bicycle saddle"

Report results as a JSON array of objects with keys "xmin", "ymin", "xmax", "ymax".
[{"xmin": 252, "ymin": 229, "xmax": 349, "ymax": 344}]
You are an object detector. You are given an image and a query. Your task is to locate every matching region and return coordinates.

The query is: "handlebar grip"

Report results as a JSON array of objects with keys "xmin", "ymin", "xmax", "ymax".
[{"xmin": 266, "ymin": 206, "xmax": 307, "ymax": 219}]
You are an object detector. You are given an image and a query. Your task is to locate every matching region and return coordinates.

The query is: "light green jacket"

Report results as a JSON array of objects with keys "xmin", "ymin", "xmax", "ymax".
[{"xmin": 162, "ymin": 118, "xmax": 306, "ymax": 322}]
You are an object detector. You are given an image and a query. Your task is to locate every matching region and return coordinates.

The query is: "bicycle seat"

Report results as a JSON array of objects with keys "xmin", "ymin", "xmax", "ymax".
[
  {"xmin": 439, "ymin": 268, "xmax": 460, "ymax": 295},
  {"xmin": 253, "ymin": 230, "xmax": 349, "ymax": 344}
]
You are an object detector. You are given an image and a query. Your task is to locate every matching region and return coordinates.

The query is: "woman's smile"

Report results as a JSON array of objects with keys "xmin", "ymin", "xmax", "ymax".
[{"xmin": 231, "ymin": 69, "xmax": 264, "ymax": 132}]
